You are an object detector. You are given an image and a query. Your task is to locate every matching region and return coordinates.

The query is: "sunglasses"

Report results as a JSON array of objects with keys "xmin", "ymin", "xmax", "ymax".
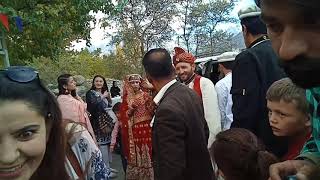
[{"xmin": 1, "ymin": 66, "xmax": 39, "ymax": 83}]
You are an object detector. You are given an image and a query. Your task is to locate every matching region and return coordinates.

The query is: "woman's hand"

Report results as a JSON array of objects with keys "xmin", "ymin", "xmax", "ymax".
[
  {"xmin": 102, "ymin": 91, "xmax": 110, "ymax": 98},
  {"xmin": 141, "ymin": 78, "xmax": 155, "ymax": 91},
  {"xmin": 110, "ymin": 144, "xmax": 115, "ymax": 152},
  {"xmin": 75, "ymin": 95, "xmax": 83, "ymax": 101},
  {"xmin": 127, "ymin": 106, "xmax": 135, "ymax": 117}
]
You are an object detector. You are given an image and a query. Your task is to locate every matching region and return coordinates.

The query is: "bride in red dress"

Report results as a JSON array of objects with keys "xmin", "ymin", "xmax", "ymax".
[{"xmin": 120, "ymin": 74, "xmax": 155, "ymax": 180}]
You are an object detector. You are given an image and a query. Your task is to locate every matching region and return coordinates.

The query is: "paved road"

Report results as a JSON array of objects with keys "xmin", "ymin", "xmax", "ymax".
[{"xmin": 110, "ymin": 153, "xmax": 125, "ymax": 180}]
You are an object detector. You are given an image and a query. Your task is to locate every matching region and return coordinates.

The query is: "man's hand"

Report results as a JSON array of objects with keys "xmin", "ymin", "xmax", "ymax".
[{"xmin": 269, "ymin": 160, "xmax": 316, "ymax": 180}]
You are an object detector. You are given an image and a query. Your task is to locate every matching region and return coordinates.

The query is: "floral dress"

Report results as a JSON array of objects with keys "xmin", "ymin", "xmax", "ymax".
[{"xmin": 65, "ymin": 123, "xmax": 110, "ymax": 180}]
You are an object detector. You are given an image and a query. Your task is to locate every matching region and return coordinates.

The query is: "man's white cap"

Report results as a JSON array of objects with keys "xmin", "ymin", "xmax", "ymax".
[
  {"xmin": 217, "ymin": 51, "xmax": 238, "ymax": 63},
  {"xmin": 238, "ymin": 3, "xmax": 261, "ymax": 20}
]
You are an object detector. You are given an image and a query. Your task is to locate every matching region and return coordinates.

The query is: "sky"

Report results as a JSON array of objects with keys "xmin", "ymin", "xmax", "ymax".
[{"xmin": 71, "ymin": 0, "xmax": 256, "ymax": 54}]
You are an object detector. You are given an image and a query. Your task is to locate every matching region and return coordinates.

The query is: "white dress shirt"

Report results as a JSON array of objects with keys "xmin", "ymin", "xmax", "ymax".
[
  {"xmin": 150, "ymin": 79, "xmax": 177, "ymax": 127},
  {"xmin": 215, "ymin": 72, "xmax": 233, "ymax": 131}
]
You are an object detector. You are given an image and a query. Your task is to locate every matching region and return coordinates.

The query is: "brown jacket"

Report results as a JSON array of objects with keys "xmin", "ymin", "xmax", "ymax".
[{"xmin": 152, "ymin": 82, "xmax": 214, "ymax": 180}]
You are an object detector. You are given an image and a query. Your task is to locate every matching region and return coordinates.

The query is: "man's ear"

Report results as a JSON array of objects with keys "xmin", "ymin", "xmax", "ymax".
[
  {"xmin": 145, "ymin": 73, "xmax": 152, "ymax": 84},
  {"xmin": 242, "ymin": 25, "xmax": 247, "ymax": 36}
]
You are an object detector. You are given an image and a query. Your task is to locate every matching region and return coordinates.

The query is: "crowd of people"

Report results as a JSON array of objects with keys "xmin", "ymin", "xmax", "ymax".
[{"xmin": 0, "ymin": 0, "xmax": 319, "ymax": 179}]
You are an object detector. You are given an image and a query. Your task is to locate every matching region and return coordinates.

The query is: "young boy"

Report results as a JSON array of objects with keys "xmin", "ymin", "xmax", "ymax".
[{"xmin": 266, "ymin": 78, "xmax": 312, "ymax": 160}]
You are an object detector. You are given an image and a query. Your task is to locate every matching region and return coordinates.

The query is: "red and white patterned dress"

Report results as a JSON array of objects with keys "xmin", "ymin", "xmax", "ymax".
[{"xmin": 120, "ymin": 77, "xmax": 155, "ymax": 180}]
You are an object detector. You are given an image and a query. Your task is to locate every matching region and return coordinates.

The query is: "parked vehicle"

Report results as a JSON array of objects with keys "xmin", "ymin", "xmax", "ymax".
[{"xmin": 195, "ymin": 55, "xmax": 221, "ymax": 85}]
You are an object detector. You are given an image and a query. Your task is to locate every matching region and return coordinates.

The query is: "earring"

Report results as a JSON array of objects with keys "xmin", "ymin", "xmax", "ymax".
[{"xmin": 65, "ymin": 89, "xmax": 69, "ymax": 94}]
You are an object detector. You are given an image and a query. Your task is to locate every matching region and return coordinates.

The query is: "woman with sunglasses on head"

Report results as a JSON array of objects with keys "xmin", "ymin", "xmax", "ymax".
[
  {"xmin": 0, "ymin": 66, "xmax": 109, "ymax": 180},
  {"xmin": 86, "ymin": 75, "xmax": 118, "ymax": 178},
  {"xmin": 57, "ymin": 74, "xmax": 96, "ymax": 141},
  {"xmin": 119, "ymin": 74, "xmax": 155, "ymax": 179}
]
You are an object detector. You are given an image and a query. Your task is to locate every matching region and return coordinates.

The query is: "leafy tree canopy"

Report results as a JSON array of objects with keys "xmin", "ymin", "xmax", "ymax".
[{"xmin": 0, "ymin": 0, "xmax": 114, "ymax": 65}]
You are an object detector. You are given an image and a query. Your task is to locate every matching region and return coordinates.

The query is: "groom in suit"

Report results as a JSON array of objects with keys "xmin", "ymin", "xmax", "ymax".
[{"xmin": 142, "ymin": 48, "xmax": 214, "ymax": 180}]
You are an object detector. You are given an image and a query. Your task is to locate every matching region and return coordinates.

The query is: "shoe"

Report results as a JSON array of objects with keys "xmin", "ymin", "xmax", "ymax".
[
  {"xmin": 110, "ymin": 168, "xmax": 119, "ymax": 173},
  {"xmin": 109, "ymin": 172, "xmax": 117, "ymax": 178}
]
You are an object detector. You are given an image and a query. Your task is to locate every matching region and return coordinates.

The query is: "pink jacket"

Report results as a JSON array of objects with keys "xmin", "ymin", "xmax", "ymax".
[
  {"xmin": 57, "ymin": 94, "xmax": 96, "ymax": 142},
  {"xmin": 111, "ymin": 121, "xmax": 119, "ymax": 147}
]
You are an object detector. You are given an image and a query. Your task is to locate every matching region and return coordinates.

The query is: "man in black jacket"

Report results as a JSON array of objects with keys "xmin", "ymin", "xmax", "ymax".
[
  {"xmin": 231, "ymin": 3, "xmax": 287, "ymax": 157},
  {"xmin": 142, "ymin": 48, "xmax": 213, "ymax": 180}
]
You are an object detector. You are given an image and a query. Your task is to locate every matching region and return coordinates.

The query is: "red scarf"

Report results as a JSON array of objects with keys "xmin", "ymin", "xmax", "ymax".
[
  {"xmin": 193, "ymin": 74, "xmax": 202, "ymax": 99},
  {"xmin": 119, "ymin": 91, "xmax": 130, "ymax": 160},
  {"xmin": 282, "ymin": 132, "xmax": 312, "ymax": 160}
]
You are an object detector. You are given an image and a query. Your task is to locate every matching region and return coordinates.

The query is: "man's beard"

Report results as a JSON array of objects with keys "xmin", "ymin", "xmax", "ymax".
[
  {"xmin": 179, "ymin": 71, "xmax": 194, "ymax": 83},
  {"xmin": 280, "ymin": 56, "xmax": 320, "ymax": 89}
]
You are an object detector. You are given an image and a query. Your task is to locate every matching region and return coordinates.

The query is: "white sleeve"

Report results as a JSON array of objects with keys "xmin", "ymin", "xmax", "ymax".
[
  {"xmin": 200, "ymin": 77, "xmax": 222, "ymax": 148},
  {"xmin": 215, "ymin": 81, "xmax": 228, "ymax": 131}
]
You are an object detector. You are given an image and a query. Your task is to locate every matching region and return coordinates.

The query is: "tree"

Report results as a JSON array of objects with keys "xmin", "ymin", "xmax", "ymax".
[
  {"xmin": 178, "ymin": 0, "xmax": 203, "ymax": 52},
  {"xmin": 0, "ymin": 0, "xmax": 114, "ymax": 65},
  {"xmin": 28, "ymin": 49, "xmax": 111, "ymax": 84},
  {"xmin": 196, "ymin": 30, "xmax": 234, "ymax": 57},
  {"xmin": 104, "ymin": 43, "xmax": 143, "ymax": 80},
  {"xmin": 179, "ymin": 0, "xmax": 236, "ymax": 56},
  {"xmin": 106, "ymin": 0, "xmax": 177, "ymax": 55}
]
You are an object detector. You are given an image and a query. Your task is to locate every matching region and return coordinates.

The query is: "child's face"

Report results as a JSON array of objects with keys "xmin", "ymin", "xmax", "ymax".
[
  {"xmin": 267, "ymin": 100, "xmax": 310, "ymax": 137},
  {"xmin": 115, "ymin": 112, "xmax": 120, "ymax": 119}
]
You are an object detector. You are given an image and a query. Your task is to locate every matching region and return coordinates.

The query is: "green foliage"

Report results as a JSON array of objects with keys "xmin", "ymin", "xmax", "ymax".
[
  {"xmin": 179, "ymin": 0, "xmax": 237, "ymax": 56},
  {"xmin": 28, "ymin": 50, "xmax": 110, "ymax": 85},
  {"xmin": 104, "ymin": 44, "xmax": 144, "ymax": 80},
  {"xmin": 28, "ymin": 45, "xmax": 143, "ymax": 85},
  {"xmin": 0, "ymin": 0, "xmax": 238, "ymax": 81},
  {"xmin": 106, "ymin": 0, "xmax": 177, "ymax": 53},
  {"xmin": 101, "ymin": 0, "xmax": 178, "ymax": 78},
  {"xmin": 0, "ymin": 0, "xmax": 114, "ymax": 65},
  {"xmin": 0, "ymin": 56, "xmax": 4, "ymax": 68}
]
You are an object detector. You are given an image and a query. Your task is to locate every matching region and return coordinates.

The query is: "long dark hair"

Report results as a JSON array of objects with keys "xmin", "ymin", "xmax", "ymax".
[
  {"xmin": 0, "ymin": 71, "xmax": 69, "ymax": 180},
  {"xmin": 58, "ymin": 74, "xmax": 76, "ymax": 97},
  {"xmin": 90, "ymin": 75, "xmax": 109, "ymax": 94},
  {"xmin": 211, "ymin": 128, "xmax": 278, "ymax": 180}
]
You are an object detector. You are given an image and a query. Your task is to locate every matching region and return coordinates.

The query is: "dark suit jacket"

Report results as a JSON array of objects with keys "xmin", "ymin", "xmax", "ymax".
[
  {"xmin": 152, "ymin": 82, "xmax": 213, "ymax": 180},
  {"xmin": 231, "ymin": 40, "xmax": 288, "ymax": 157}
]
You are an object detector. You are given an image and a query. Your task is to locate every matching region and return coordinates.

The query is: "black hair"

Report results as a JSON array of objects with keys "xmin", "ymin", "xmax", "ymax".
[
  {"xmin": 241, "ymin": 16, "xmax": 267, "ymax": 35},
  {"xmin": 57, "ymin": 74, "xmax": 76, "ymax": 97},
  {"xmin": 90, "ymin": 75, "xmax": 109, "ymax": 94},
  {"xmin": 112, "ymin": 102, "xmax": 121, "ymax": 113},
  {"xmin": 142, "ymin": 48, "xmax": 174, "ymax": 79},
  {"xmin": 267, "ymin": 0, "xmax": 319, "ymax": 23},
  {"xmin": 0, "ymin": 71, "xmax": 69, "ymax": 180},
  {"xmin": 289, "ymin": 0, "xmax": 320, "ymax": 24},
  {"xmin": 220, "ymin": 61, "xmax": 235, "ymax": 70},
  {"xmin": 255, "ymin": 0, "xmax": 260, "ymax": 7}
]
